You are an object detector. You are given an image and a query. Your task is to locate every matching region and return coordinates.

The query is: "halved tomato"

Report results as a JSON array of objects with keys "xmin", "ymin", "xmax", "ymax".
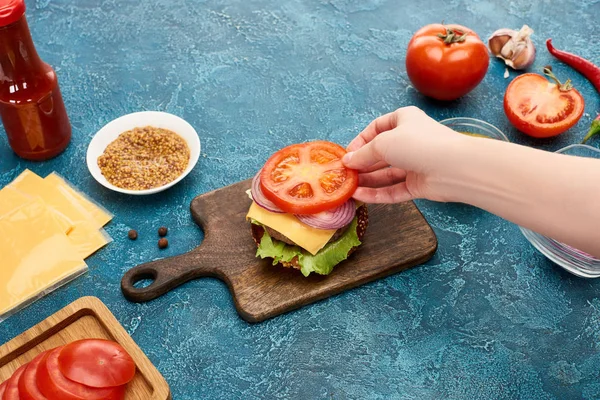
[
  {"xmin": 37, "ymin": 348, "xmax": 125, "ymax": 400},
  {"xmin": 260, "ymin": 141, "xmax": 358, "ymax": 214},
  {"xmin": 504, "ymin": 72, "xmax": 584, "ymax": 138},
  {"xmin": 3, "ymin": 364, "xmax": 27, "ymax": 400},
  {"xmin": 18, "ymin": 351, "xmax": 48, "ymax": 400},
  {"xmin": 57, "ymin": 339, "xmax": 135, "ymax": 389}
]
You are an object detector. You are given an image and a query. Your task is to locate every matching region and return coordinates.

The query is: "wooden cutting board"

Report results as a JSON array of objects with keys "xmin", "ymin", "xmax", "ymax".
[
  {"xmin": 0, "ymin": 297, "xmax": 171, "ymax": 400},
  {"xmin": 121, "ymin": 179, "xmax": 437, "ymax": 323}
]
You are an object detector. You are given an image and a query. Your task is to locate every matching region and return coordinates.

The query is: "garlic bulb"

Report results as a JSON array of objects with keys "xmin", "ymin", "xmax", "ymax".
[{"xmin": 488, "ymin": 25, "xmax": 536, "ymax": 70}]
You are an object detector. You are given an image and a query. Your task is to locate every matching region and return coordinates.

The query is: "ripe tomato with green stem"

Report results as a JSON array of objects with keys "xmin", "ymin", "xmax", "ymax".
[{"xmin": 405, "ymin": 23, "xmax": 489, "ymax": 101}]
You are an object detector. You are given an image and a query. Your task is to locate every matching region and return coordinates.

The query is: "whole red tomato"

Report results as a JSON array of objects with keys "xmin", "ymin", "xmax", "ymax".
[{"xmin": 406, "ymin": 24, "xmax": 489, "ymax": 101}]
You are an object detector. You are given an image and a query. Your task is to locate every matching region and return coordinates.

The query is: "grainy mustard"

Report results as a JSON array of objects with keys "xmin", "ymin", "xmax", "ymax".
[{"xmin": 98, "ymin": 126, "xmax": 190, "ymax": 190}]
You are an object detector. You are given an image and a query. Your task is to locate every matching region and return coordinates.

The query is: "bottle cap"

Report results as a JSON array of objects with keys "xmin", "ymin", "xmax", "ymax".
[{"xmin": 0, "ymin": 0, "xmax": 25, "ymax": 27}]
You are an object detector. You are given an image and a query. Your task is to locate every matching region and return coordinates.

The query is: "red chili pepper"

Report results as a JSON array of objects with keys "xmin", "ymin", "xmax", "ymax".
[
  {"xmin": 582, "ymin": 114, "xmax": 600, "ymax": 144},
  {"xmin": 546, "ymin": 39, "xmax": 600, "ymax": 94}
]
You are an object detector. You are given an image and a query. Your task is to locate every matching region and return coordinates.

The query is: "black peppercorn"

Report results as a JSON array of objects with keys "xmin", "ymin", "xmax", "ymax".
[
  {"xmin": 158, "ymin": 238, "xmax": 168, "ymax": 249},
  {"xmin": 158, "ymin": 226, "xmax": 168, "ymax": 237},
  {"xmin": 128, "ymin": 230, "xmax": 138, "ymax": 240}
]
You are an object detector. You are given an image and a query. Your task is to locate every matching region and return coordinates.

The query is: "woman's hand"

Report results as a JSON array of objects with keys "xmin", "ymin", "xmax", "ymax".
[
  {"xmin": 343, "ymin": 106, "xmax": 464, "ymax": 203},
  {"xmin": 345, "ymin": 106, "xmax": 600, "ymax": 258}
]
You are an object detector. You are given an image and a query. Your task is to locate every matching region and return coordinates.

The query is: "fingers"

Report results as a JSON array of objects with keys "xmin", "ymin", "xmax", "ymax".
[
  {"xmin": 346, "ymin": 106, "xmax": 424, "ymax": 152},
  {"xmin": 358, "ymin": 167, "xmax": 407, "ymax": 188},
  {"xmin": 352, "ymin": 182, "xmax": 414, "ymax": 204},
  {"xmin": 346, "ymin": 111, "xmax": 398, "ymax": 152},
  {"xmin": 343, "ymin": 130, "xmax": 394, "ymax": 170},
  {"xmin": 361, "ymin": 160, "xmax": 390, "ymax": 173},
  {"xmin": 353, "ymin": 166, "xmax": 413, "ymax": 204},
  {"xmin": 344, "ymin": 106, "xmax": 428, "ymax": 172}
]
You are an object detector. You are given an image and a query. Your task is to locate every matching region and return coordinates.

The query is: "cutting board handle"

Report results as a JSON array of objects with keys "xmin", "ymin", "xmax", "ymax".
[{"xmin": 121, "ymin": 252, "xmax": 214, "ymax": 303}]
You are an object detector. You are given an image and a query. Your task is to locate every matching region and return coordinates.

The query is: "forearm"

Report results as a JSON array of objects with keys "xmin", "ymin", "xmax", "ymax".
[{"xmin": 437, "ymin": 137, "xmax": 600, "ymax": 257}]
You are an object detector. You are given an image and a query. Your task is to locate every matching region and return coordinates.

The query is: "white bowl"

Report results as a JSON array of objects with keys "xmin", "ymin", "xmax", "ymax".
[{"xmin": 86, "ymin": 111, "xmax": 201, "ymax": 195}]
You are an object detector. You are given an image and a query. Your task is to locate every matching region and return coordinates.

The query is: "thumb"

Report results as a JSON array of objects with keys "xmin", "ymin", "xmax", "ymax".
[{"xmin": 342, "ymin": 134, "xmax": 389, "ymax": 170}]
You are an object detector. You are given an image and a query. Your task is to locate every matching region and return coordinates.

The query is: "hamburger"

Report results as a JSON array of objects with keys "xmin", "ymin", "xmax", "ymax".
[{"xmin": 246, "ymin": 140, "xmax": 368, "ymax": 276}]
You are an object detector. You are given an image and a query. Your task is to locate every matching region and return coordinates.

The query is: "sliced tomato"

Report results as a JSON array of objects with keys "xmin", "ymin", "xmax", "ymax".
[
  {"xmin": 260, "ymin": 141, "xmax": 358, "ymax": 214},
  {"xmin": 37, "ymin": 348, "xmax": 125, "ymax": 400},
  {"xmin": 504, "ymin": 72, "xmax": 584, "ymax": 138},
  {"xmin": 18, "ymin": 351, "xmax": 48, "ymax": 400},
  {"xmin": 57, "ymin": 339, "xmax": 135, "ymax": 388},
  {"xmin": 0, "ymin": 381, "xmax": 6, "ymax": 398},
  {"xmin": 3, "ymin": 364, "xmax": 27, "ymax": 400}
]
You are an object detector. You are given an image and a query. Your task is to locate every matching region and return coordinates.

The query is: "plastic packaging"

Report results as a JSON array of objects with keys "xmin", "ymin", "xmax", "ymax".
[
  {"xmin": 45, "ymin": 172, "xmax": 113, "ymax": 228},
  {"xmin": 9, "ymin": 170, "xmax": 94, "ymax": 227},
  {"xmin": 0, "ymin": 170, "xmax": 113, "ymax": 321},
  {"xmin": 0, "ymin": 199, "xmax": 87, "ymax": 322},
  {"xmin": 9, "ymin": 170, "xmax": 112, "ymax": 259},
  {"xmin": 0, "ymin": 186, "xmax": 73, "ymax": 234},
  {"xmin": 0, "ymin": 186, "xmax": 32, "ymax": 218}
]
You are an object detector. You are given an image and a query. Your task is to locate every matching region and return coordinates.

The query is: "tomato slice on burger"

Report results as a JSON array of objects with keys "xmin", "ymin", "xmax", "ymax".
[
  {"xmin": 57, "ymin": 339, "xmax": 136, "ymax": 389},
  {"xmin": 260, "ymin": 141, "xmax": 358, "ymax": 215},
  {"xmin": 18, "ymin": 351, "xmax": 48, "ymax": 400},
  {"xmin": 504, "ymin": 69, "xmax": 584, "ymax": 138},
  {"xmin": 37, "ymin": 347, "xmax": 125, "ymax": 400},
  {"xmin": 3, "ymin": 364, "xmax": 26, "ymax": 400},
  {"xmin": 0, "ymin": 381, "xmax": 6, "ymax": 398}
]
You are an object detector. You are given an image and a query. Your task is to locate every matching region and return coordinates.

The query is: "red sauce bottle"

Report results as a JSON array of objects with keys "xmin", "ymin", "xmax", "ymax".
[{"xmin": 0, "ymin": 0, "xmax": 71, "ymax": 161}]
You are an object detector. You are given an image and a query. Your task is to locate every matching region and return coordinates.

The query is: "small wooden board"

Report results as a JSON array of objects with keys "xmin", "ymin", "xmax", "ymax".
[
  {"xmin": 121, "ymin": 179, "xmax": 437, "ymax": 323},
  {"xmin": 0, "ymin": 296, "xmax": 171, "ymax": 400}
]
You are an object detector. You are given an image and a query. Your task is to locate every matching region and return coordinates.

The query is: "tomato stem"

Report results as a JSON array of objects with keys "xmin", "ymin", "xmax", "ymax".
[
  {"xmin": 437, "ymin": 27, "xmax": 468, "ymax": 44},
  {"xmin": 581, "ymin": 116, "xmax": 600, "ymax": 144},
  {"xmin": 543, "ymin": 66, "xmax": 574, "ymax": 91}
]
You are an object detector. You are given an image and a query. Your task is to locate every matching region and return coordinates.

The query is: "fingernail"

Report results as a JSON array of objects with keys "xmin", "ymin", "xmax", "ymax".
[{"xmin": 343, "ymin": 152, "xmax": 353, "ymax": 165}]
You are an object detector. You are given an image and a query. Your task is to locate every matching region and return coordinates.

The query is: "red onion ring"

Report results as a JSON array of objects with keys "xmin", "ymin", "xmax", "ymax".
[
  {"xmin": 296, "ymin": 199, "xmax": 355, "ymax": 230},
  {"xmin": 251, "ymin": 170, "xmax": 284, "ymax": 213}
]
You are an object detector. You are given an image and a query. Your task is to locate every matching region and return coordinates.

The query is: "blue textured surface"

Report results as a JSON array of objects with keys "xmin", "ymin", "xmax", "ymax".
[{"xmin": 2, "ymin": 0, "xmax": 600, "ymax": 399}]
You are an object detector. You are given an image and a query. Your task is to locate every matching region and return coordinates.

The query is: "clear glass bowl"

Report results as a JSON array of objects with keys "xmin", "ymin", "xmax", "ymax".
[
  {"xmin": 520, "ymin": 144, "xmax": 600, "ymax": 278},
  {"xmin": 439, "ymin": 117, "xmax": 509, "ymax": 142}
]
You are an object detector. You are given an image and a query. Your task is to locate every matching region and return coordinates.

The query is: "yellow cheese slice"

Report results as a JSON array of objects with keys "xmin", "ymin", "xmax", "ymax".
[
  {"xmin": 9, "ymin": 170, "xmax": 93, "ymax": 225},
  {"xmin": 0, "ymin": 186, "xmax": 32, "ymax": 217},
  {"xmin": 0, "ymin": 198, "xmax": 87, "ymax": 319},
  {"xmin": 0, "ymin": 187, "xmax": 73, "ymax": 234},
  {"xmin": 9, "ymin": 170, "xmax": 110, "ymax": 259},
  {"xmin": 45, "ymin": 173, "xmax": 113, "ymax": 228},
  {"xmin": 246, "ymin": 201, "xmax": 336, "ymax": 255},
  {"xmin": 67, "ymin": 223, "xmax": 111, "ymax": 259}
]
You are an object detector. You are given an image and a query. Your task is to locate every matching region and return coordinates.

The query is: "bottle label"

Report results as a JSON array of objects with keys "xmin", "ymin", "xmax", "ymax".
[{"xmin": 17, "ymin": 101, "xmax": 45, "ymax": 150}]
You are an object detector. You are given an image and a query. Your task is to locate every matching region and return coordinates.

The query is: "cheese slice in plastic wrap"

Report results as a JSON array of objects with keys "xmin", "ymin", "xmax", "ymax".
[
  {"xmin": 67, "ymin": 222, "xmax": 112, "ymax": 260},
  {"xmin": 44, "ymin": 172, "xmax": 113, "ymax": 228},
  {"xmin": 8, "ymin": 170, "xmax": 112, "ymax": 259},
  {"xmin": 0, "ymin": 198, "xmax": 88, "ymax": 321},
  {"xmin": 9, "ymin": 170, "xmax": 92, "ymax": 225},
  {"xmin": 0, "ymin": 186, "xmax": 73, "ymax": 234},
  {"xmin": 0, "ymin": 186, "xmax": 30, "ymax": 217}
]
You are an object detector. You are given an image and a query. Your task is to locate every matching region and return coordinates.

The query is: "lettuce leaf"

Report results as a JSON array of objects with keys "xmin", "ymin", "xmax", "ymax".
[{"xmin": 254, "ymin": 218, "xmax": 361, "ymax": 277}]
